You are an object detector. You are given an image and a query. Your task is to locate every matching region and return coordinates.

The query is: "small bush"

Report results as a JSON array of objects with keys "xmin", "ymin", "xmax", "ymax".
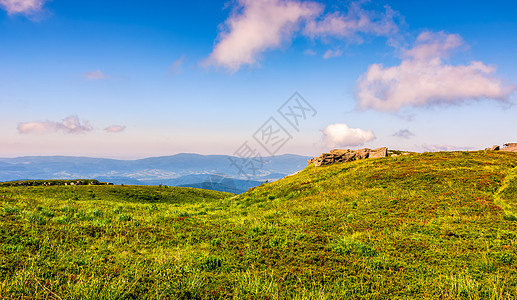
[
  {"xmin": 269, "ymin": 236, "xmax": 285, "ymax": 248},
  {"xmin": 89, "ymin": 209, "xmax": 104, "ymax": 218},
  {"xmin": 210, "ymin": 238, "xmax": 222, "ymax": 247},
  {"xmin": 27, "ymin": 212, "xmax": 47, "ymax": 225},
  {"xmin": 40, "ymin": 208, "xmax": 55, "ymax": 218},
  {"xmin": 3, "ymin": 244, "xmax": 24, "ymax": 252},
  {"xmin": 334, "ymin": 236, "xmax": 377, "ymax": 257},
  {"xmin": 268, "ymin": 195, "xmax": 276, "ymax": 200},
  {"xmin": 59, "ymin": 205, "xmax": 76, "ymax": 214},
  {"xmin": 499, "ymin": 253, "xmax": 514, "ymax": 265},
  {"xmin": 200, "ymin": 256, "xmax": 222, "ymax": 271},
  {"xmin": 2, "ymin": 205, "xmax": 20, "ymax": 215},
  {"xmin": 114, "ymin": 206, "xmax": 124, "ymax": 214},
  {"xmin": 52, "ymin": 215, "xmax": 70, "ymax": 224},
  {"xmin": 118, "ymin": 214, "xmax": 132, "ymax": 222}
]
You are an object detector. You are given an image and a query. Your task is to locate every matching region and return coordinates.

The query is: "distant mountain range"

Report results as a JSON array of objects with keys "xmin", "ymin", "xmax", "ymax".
[{"xmin": 0, "ymin": 154, "xmax": 311, "ymax": 193}]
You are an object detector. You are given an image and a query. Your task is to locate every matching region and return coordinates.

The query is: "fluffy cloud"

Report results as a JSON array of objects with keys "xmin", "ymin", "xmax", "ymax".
[
  {"xmin": 18, "ymin": 115, "xmax": 93, "ymax": 135},
  {"xmin": 357, "ymin": 31, "xmax": 515, "ymax": 112},
  {"xmin": 0, "ymin": 0, "xmax": 46, "ymax": 14},
  {"xmin": 205, "ymin": 0, "xmax": 400, "ymax": 71},
  {"xmin": 104, "ymin": 125, "xmax": 126, "ymax": 133},
  {"xmin": 322, "ymin": 49, "xmax": 342, "ymax": 59},
  {"xmin": 204, "ymin": 0, "xmax": 321, "ymax": 71},
  {"xmin": 392, "ymin": 129, "xmax": 414, "ymax": 139},
  {"xmin": 304, "ymin": 2, "xmax": 399, "ymax": 40},
  {"xmin": 323, "ymin": 123, "xmax": 375, "ymax": 148},
  {"xmin": 84, "ymin": 70, "xmax": 106, "ymax": 80}
]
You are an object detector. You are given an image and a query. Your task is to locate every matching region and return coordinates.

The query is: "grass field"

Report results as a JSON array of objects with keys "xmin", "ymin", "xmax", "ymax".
[{"xmin": 1, "ymin": 151, "xmax": 517, "ymax": 299}]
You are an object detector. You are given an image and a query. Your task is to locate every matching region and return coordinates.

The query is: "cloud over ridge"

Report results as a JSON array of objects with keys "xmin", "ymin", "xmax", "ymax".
[
  {"xmin": 357, "ymin": 31, "xmax": 515, "ymax": 112},
  {"xmin": 205, "ymin": 0, "xmax": 400, "ymax": 72},
  {"xmin": 18, "ymin": 115, "xmax": 93, "ymax": 135},
  {"xmin": 323, "ymin": 123, "xmax": 375, "ymax": 148},
  {"xmin": 105, "ymin": 125, "xmax": 126, "ymax": 133}
]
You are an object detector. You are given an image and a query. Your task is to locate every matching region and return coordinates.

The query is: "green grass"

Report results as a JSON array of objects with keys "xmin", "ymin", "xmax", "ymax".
[{"xmin": 1, "ymin": 151, "xmax": 517, "ymax": 299}]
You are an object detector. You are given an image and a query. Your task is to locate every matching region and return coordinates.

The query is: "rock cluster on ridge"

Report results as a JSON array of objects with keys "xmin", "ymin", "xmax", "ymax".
[
  {"xmin": 308, "ymin": 147, "xmax": 388, "ymax": 167},
  {"xmin": 485, "ymin": 143, "xmax": 517, "ymax": 152}
]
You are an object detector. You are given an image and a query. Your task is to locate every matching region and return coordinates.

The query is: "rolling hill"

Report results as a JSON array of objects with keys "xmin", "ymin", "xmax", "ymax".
[
  {"xmin": 0, "ymin": 153, "xmax": 311, "ymax": 193},
  {"xmin": 1, "ymin": 150, "xmax": 517, "ymax": 298}
]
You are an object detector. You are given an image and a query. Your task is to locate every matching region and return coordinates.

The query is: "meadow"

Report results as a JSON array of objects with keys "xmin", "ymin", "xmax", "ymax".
[{"xmin": 1, "ymin": 151, "xmax": 517, "ymax": 299}]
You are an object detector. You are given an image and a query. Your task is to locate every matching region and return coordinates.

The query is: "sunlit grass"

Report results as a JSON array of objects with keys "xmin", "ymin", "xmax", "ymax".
[{"xmin": 1, "ymin": 151, "xmax": 517, "ymax": 298}]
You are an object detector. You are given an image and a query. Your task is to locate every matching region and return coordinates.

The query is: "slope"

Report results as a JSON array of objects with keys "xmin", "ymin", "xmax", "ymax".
[{"xmin": 1, "ymin": 151, "xmax": 517, "ymax": 299}]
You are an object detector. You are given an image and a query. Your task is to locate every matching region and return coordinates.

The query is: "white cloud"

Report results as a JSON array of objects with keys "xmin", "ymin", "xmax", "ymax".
[
  {"xmin": 168, "ymin": 56, "xmax": 185, "ymax": 75},
  {"xmin": 392, "ymin": 129, "xmax": 414, "ymax": 139},
  {"xmin": 322, "ymin": 49, "xmax": 342, "ymax": 59},
  {"xmin": 323, "ymin": 123, "xmax": 375, "ymax": 148},
  {"xmin": 0, "ymin": 0, "xmax": 46, "ymax": 14},
  {"xmin": 105, "ymin": 125, "xmax": 126, "ymax": 133},
  {"xmin": 18, "ymin": 115, "xmax": 93, "ymax": 135},
  {"xmin": 84, "ymin": 70, "xmax": 106, "ymax": 80},
  {"xmin": 404, "ymin": 31, "xmax": 463, "ymax": 61},
  {"xmin": 304, "ymin": 2, "xmax": 399, "ymax": 40},
  {"xmin": 204, "ymin": 1, "xmax": 401, "ymax": 72},
  {"xmin": 357, "ymin": 31, "xmax": 515, "ymax": 112},
  {"xmin": 204, "ymin": 0, "xmax": 322, "ymax": 72}
]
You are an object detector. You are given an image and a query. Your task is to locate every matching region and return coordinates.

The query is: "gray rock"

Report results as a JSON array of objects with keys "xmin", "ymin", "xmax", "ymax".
[
  {"xmin": 308, "ymin": 147, "xmax": 388, "ymax": 167},
  {"xmin": 501, "ymin": 143, "xmax": 517, "ymax": 152}
]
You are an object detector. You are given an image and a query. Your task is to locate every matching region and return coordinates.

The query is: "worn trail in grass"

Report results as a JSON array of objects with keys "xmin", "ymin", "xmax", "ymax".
[{"xmin": 1, "ymin": 151, "xmax": 517, "ymax": 299}]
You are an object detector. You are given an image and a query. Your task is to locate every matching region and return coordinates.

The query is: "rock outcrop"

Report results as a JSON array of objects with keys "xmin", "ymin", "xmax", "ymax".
[
  {"xmin": 485, "ymin": 143, "xmax": 517, "ymax": 152},
  {"xmin": 308, "ymin": 147, "xmax": 387, "ymax": 167},
  {"xmin": 501, "ymin": 143, "xmax": 517, "ymax": 152}
]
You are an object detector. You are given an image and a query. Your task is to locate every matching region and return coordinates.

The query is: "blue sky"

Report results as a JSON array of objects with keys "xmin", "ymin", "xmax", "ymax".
[{"xmin": 0, "ymin": 0, "xmax": 516, "ymax": 158}]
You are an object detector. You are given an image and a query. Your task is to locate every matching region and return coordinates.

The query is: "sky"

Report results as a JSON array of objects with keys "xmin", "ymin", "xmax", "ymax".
[{"xmin": 0, "ymin": 0, "xmax": 516, "ymax": 159}]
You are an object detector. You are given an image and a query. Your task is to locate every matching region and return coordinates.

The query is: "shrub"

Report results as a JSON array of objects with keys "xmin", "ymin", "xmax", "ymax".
[
  {"xmin": 334, "ymin": 236, "xmax": 377, "ymax": 257},
  {"xmin": 499, "ymin": 253, "xmax": 514, "ymax": 265},
  {"xmin": 118, "ymin": 214, "xmax": 132, "ymax": 222},
  {"xmin": 2, "ymin": 205, "xmax": 20, "ymax": 215},
  {"xmin": 52, "ymin": 215, "xmax": 69, "ymax": 224},
  {"xmin": 27, "ymin": 212, "xmax": 47, "ymax": 225},
  {"xmin": 269, "ymin": 236, "xmax": 285, "ymax": 248},
  {"xmin": 40, "ymin": 208, "xmax": 55, "ymax": 218},
  {"xmin": 114, "ymin": 206, "xmax": 124, "ymax": 214},
  {"xmin": 200, "ymin": 256, "xmax": 222, "ymax": 271},
  {"xmin": 210, "ymin": 238, "xmax": 222, "ymax": 247},
  {"xmin": 59, "ymin": 205, "xmax": 76, "ymax": 214},
  {"xmin": 89, "ymin": 209, "xmax": 104, "ymax": 218}
]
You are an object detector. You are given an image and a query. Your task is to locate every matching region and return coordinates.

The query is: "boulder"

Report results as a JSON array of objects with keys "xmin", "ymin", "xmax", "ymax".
[
  {"xmin": 308, "ymin": 147, "xmax": 388, "ymax": 167},
  {"xmin": 369, "ymin": 147, "xmax": 388, "ymax": 158},
  {"xmin": 501, "ymin": 143, "xmax": 517, "ymax": 152}
]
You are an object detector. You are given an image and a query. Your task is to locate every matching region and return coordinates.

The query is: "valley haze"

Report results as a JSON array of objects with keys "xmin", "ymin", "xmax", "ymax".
[{"xmin": 0, "ymin": 154, "xmax": 311, "ymax": 193}]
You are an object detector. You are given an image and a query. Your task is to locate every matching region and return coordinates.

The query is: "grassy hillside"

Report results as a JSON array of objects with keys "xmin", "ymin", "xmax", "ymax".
[{"xmin": 1, "ymin": 151, "xmax": 517, "ymax": 299}]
